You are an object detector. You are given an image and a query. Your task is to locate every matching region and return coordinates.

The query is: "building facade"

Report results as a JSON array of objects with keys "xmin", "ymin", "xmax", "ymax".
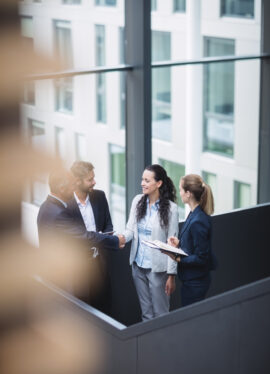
[{"xmin": 19, "ymin": 0, "xmax": 261, "ymax": 239}]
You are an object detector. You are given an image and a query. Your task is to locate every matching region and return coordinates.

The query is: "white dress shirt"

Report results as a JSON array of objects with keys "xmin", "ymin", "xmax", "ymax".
[
  {"xmin": 74, "ymin": 192, "xmax": 96, "ymax": 232},
  {"xmin": 74, "ymin": 192, "xmax": 98, "ymax": 257}
]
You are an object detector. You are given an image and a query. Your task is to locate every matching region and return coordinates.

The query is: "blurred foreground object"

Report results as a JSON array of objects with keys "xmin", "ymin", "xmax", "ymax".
[{"xmin": 0, "ymin": 2, "xmax": 103, "ymax": 373}]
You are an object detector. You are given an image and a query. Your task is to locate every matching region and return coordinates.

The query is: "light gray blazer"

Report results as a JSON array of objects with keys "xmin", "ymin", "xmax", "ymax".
[{"xmin": 123, "ymin": 194, "xmax": 179, "ymax": 274}]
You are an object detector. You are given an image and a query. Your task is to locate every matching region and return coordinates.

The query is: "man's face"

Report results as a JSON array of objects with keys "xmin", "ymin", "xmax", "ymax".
[{"xmin": 78, "ymin": 170, "xmax": 96, "ymax": 194}]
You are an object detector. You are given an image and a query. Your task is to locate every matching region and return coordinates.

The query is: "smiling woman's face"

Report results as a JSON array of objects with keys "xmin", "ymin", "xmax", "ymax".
[{"xmin": 141, "ymin": 169, "xmax": 161, "ymax": 196}]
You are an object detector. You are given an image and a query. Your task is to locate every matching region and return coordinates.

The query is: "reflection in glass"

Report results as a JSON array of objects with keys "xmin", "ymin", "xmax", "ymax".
[
  {"xmin": 159, "ymin": 158, "xmax": 185, "ymax": 219},
  {"xmin": 221, "ymin": 0, "xmax": 254, "ymax": 18},
  {"xmin": 110, "ymin": 144, "xmax": 126, "ymax": 232},
  {"xmin": 234, "ymin": 181, "xmax": 251, "ymax": 209},
  {"xmin": 203, "ymin": 37, "xmax": 235, "ymax": 157},
  {"xmin": 152, "ymin": 31, "xmax": 171, "ymax": 142}
]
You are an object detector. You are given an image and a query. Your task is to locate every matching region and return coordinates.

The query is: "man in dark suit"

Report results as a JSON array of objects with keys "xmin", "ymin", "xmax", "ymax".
[
  {"xmin": 68, "ymin": 161, "xmax": 117, "ymax": 314},
  {"xmin": 37, "ymin": 168, "xmax": 125, "ymax": 296}
]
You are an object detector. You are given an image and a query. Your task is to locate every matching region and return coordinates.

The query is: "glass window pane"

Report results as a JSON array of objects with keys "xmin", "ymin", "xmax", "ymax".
[
  {"xmin": 62, "ymin": 0, "xmax": 81, "ymax": 4},
  {"xmin": 221, "ymin": 0, "xmax": 254, "ymax": 18},
  {"xmin": 151, "ymin": 0, "xmax": 157, "ymax": 11},
  {"xmin": 110, "ymin": 144, "xmax": 126, "ymax": 232},
  {"xmin": 202, "ymin": 171, "xmax": 217, "ymax": 205},
  {"xmin": 54, "ymin": 21, "xmax": 73, "ymax": 114},
  {"xmin": 55, "ymin": 127, "xmax": 66, "ymax": 159},
  {"xmin": 234, "ymin": 181, "xmax": 251, "ymax": 209},
  {"xmin": 20, "ymin": 17, "xmax": 35, "ymax": 105},
  {"xmin": 152, "ymin": 31, "xmax": 171, "ymax": 142},
  {"xmin": 55, "ymin": 77, "xmax": 73, "ymax": 113},
  {"xmin": 95, "ymin": 0, "xmax": 117, "ymax": 7},
  {"xmin": 75, "ymin": 133, "xmax": 87, "ymax": 161},
  {"xmin": 173, "ymin": 0, "xmax": 186, "ymax": 13},
  {"xmin": 29, "ymin": 119, "xmax": 45, "ymax": 150},
  {"xmin": 203, "ymin": 37, "xmax": 235, "ymax": 157},
  {"xmin": 28, "ymin": 119, "xmax": 47, "ymax": 205},
  {"xmin": 95, "ymin": 25, "xmax": 106, "ymax": 123},
  {"xmin": 159, "ymin": 158, "xmax": 185, "ymax": 220},
  {"xmin": 20, "ymin": 1, "xmax": 126, "ymax": 244},
  {"xmin": 119, "ymin": 27, "xmax": 125, "ymax": 129}
]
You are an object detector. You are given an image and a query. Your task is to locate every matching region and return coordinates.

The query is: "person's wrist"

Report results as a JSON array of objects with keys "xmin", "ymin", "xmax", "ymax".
[{"xmin": 174, "ymin": 254, "xmax": 180, "ymax": 261}]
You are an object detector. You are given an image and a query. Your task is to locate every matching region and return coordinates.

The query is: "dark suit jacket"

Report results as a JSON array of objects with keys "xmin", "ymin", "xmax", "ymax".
[
  {"xmin": 67, "ymin": 189, "xmax": 113, "ymax": 239},
  {"xmin": 37, "ymin": 195, "xmax": 119, "ymax": 251},
  {"xmin": 178, "ymin": 205, "xmax": 215, "ymax": 281}
]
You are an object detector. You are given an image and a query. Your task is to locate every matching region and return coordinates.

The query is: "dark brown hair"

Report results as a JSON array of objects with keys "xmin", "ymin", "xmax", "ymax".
[{"xmin": 136, "ymin": 164, "xmax": 176, "ymax": 228}]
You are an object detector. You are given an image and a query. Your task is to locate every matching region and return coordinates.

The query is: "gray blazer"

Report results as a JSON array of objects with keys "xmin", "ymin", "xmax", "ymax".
[{"xmin": 123, "ymin": 194, "xmax": 179, "ymax": 274}]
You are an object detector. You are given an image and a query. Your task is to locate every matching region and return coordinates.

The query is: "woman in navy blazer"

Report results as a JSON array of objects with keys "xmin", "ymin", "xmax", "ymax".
[{"xmin": 164, "ymin": 174, "xmax": 215, "ymax": 307}]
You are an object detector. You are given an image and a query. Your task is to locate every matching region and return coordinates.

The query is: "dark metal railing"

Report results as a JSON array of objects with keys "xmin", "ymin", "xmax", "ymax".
[{"xmin": 25, "ymin": 53, "xmax": 270, "ymax": 81}]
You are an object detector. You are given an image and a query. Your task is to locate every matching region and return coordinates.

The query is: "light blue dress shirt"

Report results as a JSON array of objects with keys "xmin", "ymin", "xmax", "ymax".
[{"xmin": 135, "ymin": 199, "xmax": 159, "ymax": 269}]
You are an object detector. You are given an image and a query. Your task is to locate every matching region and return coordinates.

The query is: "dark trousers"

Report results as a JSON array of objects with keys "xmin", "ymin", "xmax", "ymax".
[
  {"xmin": 181, "ymin": 273, "xmax": 211, "ymax": 307},
  {"xmin": 74, "ymin": 253, "xmax": 112, "ymax": 315}
]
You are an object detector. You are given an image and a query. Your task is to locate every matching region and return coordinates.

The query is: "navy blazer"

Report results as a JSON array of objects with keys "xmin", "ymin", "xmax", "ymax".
[
  {"xmin": 178, "ymin": 205, "xmax": 215, "ymax": 281},
  {"xmin": 67, "ymin": 189, "xmax": 113, "ymax": 233},
  {"xmin": 37, "ymin": 195, "xmax": 118, "ymax": 251}
]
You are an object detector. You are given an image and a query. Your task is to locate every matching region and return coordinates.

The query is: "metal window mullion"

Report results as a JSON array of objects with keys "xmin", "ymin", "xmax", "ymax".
[
  {"xmin": 258, "ymin": 0, "xmax": 270, "ymax": 203},
  {"xmin": 125, "ymin": 0, "xmax": 152, "ymax": 214}
]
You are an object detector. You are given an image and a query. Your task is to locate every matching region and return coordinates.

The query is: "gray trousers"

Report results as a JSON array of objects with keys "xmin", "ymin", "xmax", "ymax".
[{"xmin": 132, "ymin": 262, "xmax": 170, "ymax": 321}]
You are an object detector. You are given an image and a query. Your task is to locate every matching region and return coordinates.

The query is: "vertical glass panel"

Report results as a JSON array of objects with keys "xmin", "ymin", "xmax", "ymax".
[
  {"xmin": 95, "ymin": 25, "xmax": 106, "ymax": 123},
  {"xmin": 28, "ymin": 119, "xmax": 47, "ymax": 205},
  {"xmin": 159, "ymin": 158, "xmax": 185, "ymax": 220},
  {"xmin": 55, "ymin": 127, "xmax": 66, "ymax": 159},
  {"xmin": 54, "ymin": 20, "xmax": 73, "ymax": 114},
  {"xmin": 54, "ymin": 20, "xmax": 73, "ymax": 68},
  {"xmin": 55, "ymin": 77, "xmax": 73, "ymax": 113},
  {"xmin": 20, "ymin": 16, "xmax": 35, "ymax": 105},
  {"xmin": 202, "ymin": 171, "xmax": 217, "ymax": 207},
  {"xmin": 119, "ymin": 27, "xmax": 125, "ymax": 129},
  {"xmin": 173, "ymin": 0, "xmax": 186, "ymax": 12},
  {"xmin": 203, "ymin": 37, "xmax": 235, "ymax": 157},
  {"xmin": 151, "ymin": 0, "xmax": 157, "ymax": 11},
  {"xmin": 75, "ymin": 133, "xmax": 87, "ymax": 161},
  {"xmin": 110, "ymin": 144, "xmax": 126, "ymax": 231},
  {"xmin": 234, "ymin": 181, "xmax": 251, "ymax": 209},
  {"xmin": 221, "ymin": 0, "xmax": 254, "ymax": 18},
  {"xmin": 152, "ymin": 31, "xmax": 171, "ymax": 141}
]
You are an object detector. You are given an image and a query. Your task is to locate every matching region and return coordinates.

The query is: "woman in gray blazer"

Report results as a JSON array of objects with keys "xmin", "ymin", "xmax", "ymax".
[{"xmin": 123, "ymin": 164, "xmax": 179, "ymax": 321}]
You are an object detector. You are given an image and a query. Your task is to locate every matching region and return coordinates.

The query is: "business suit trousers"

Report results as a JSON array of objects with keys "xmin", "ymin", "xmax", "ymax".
[
  {"xmin": 181, "ymin": 273, "xmax": 211, "ymax": 307},
  {"xmin": 132, "ymin": 262, "xmax": 169, "ymax": 321}
]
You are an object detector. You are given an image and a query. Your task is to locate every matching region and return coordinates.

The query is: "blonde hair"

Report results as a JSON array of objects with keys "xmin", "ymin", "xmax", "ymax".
[{"xmin": 181, "ymin": 174, "xmax": 214, "ymax": 215}]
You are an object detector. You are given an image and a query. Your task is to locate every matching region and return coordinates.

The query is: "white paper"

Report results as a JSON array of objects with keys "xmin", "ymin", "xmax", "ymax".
[{"xmin": 141, "ymin": 239, "xmax": 188, "ymax": 256}]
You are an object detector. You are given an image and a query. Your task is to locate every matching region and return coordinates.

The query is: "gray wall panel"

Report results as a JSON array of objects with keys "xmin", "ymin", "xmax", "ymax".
[
  {"xmin": 137, "ymin": 305, "xmax": 240, "ymax": 374},
  {"xmin": 239, "ymin": 294, "xmax": 270, "ymax": 374}
]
